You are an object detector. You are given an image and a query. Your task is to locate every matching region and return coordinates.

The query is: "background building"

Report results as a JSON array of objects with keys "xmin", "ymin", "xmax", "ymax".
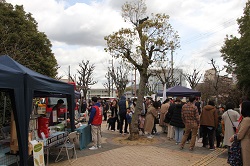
[{"xmin": 148, "ymin": 68, "xmax": 187, "ymax": 95}]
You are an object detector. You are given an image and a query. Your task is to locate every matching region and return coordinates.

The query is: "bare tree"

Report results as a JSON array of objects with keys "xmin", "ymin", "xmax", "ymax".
[
  {"xmin": 103, "ymin": 70, "xmax": 112, "ymax": 96},
  {"xmin": 109, "ymin": 63, "xmax": 130, "ymax": 98},
  {"xmin": 151, "ymin": 67, "xmax": 178, "ymax": 89},
  {"xmin": 210, "ymin": 59, "xmax": 224, "ymax": 105},
  {"xmin": 197, "ymin": 59, "xmax": 235, "ymax": 106},
  {"xmin": 183, "ymin": 69, "xmax": 203, "ymax": 89},
  {"xmin": 77, "ymin": 60, "xmax": 97, "ymax": 99}
]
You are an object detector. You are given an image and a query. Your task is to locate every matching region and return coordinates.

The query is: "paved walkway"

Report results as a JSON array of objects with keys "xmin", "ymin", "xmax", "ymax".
[{"xmin": 49, "ymin": 122, "xmax": 230, "ymax": 166}]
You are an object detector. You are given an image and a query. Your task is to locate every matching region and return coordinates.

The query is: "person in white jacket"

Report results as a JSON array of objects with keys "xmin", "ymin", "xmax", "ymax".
[{"xmin": 222, "ymin": 102, "xmax": 240, "ymax": 149}]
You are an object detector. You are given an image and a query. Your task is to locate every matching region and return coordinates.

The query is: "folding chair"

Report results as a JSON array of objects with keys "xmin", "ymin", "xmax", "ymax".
[
  {"xmin": 1, "ymin": 126, "xmax": 11, "ymax": 144},
  {"xmin": 1, "ymin": 126, "xmax": 10, "ymax": 139},
  {"xmin": 55, "ymin": 131, "xmax": 77, "ymax": 163}
]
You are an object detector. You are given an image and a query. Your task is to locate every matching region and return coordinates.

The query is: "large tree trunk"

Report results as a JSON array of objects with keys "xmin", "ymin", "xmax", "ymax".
[{"xmin": 129, "ymin": 71, "xmax": 147, "ymax": 140}]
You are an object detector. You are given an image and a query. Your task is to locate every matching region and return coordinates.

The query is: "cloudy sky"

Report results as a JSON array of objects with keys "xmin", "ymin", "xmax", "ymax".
[{"xmin": 7, "ymin": 0, "xmax": 247, "ymax": 88}]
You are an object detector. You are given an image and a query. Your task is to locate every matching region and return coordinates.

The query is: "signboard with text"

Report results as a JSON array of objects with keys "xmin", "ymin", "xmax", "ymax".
[{"xmin": 32, "ymin": 142, "xmax": 45, "ymax": 166}]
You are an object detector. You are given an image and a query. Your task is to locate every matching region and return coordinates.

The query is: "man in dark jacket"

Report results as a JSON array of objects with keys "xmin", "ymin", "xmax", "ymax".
[{"xmin": 118, "ymin": 95, "xmax": 128, "ymax": 134}]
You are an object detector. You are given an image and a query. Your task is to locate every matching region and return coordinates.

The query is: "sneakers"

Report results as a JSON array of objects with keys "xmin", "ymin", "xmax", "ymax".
[
  {"xmin": 98, "ymin": 145, "xmax": 102, "ymax": 148},
  {"xmin": 89, "ymin": 146, "xmax": 98, "ymax": 150},
  {"xmin": 147, "ymin": 135, "xmax": 153, "ymax": 139}
]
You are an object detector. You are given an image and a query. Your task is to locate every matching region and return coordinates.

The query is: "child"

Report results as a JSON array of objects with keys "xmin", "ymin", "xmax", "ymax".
[
  {"xmin": 107, "ymin": 115, "xmax": 113, "ymax": 130},
  {"xmin": 138, "ymin": 114, "xmax": 145, "ymax": 135},
  {"xmin": 216, "ymin": 116, "xmax": 223, "ymax": 148},
  {"xmin": 126, "ymin": 108, "xmax": 133, "ymax": 134}
]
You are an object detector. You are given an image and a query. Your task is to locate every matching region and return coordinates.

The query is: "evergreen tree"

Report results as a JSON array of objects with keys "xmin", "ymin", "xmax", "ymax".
[
  {"xmin": 0, "ymin": 2, "xmax": 58, "ymax": 77},
  {"xmin": 221, "ymin": 0, "xmax": 250, "ymax": 92}
]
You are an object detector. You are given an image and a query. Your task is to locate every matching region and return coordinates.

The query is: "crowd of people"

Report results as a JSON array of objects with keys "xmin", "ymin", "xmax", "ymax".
[{"xmin": 82, "ymin": 95, "xmax": 250, "ymax": 165}]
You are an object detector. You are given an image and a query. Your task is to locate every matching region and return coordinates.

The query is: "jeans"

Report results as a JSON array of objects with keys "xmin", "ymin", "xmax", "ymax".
[
  {"xmin": 119, "ymin": 113, "xmax": 128, "ymax": 134},
  {"xmin": 174, "ymin": 127, "xmax": 184, "ymax": 143},
  {"xmin": 180, "ymin": 124, "xmax": 198, "ymax": 148}
]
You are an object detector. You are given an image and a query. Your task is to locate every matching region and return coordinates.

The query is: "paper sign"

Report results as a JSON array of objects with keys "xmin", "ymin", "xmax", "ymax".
[{"xmin": 32, "ymin": 142, "xmax": 45, "ymax": 166}]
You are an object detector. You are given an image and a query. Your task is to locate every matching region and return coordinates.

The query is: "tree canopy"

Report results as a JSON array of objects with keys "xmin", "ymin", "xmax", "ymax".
[
  {"xmin": 0, "ymin": 2, "xmax": 58, "ymax": 77},
  {"xmin": 220, "ymin": 0, "xmax": 250, "ymax": 93}
]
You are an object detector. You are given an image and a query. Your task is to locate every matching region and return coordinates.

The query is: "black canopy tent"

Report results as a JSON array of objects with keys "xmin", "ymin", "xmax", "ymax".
[
  {"xmin": 157, "ymin": 85, "xmax": 201, "ymax": 97},
  {"xmin": 0, "ymin": 55, "xmax": 76, "ymax": 166},
  {"xmin": 165, "ymin": 85, "xmax": 201, "ymax": 97}
]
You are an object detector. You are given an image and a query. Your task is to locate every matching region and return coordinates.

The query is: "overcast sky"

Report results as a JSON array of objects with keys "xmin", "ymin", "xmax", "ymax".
[{"xmin": 7, "ymin": 0, "xmax": 247, "ymax": 88}]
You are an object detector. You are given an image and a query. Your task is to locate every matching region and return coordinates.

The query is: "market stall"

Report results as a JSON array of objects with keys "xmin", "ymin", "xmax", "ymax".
[
  {"xmin": 0, "ymin": 55, "xmax": 76, "ymax": 166},
  {"xmin": 157, "ymin": 85, "xmax": 201, "ymax": 97},
  {"xmin": 165, "ymin": 85, "xmax": 201, "ymax": 97},
  {"xmin": 75, "ymin": 124, "xmax": 92, "ymax": 150}
]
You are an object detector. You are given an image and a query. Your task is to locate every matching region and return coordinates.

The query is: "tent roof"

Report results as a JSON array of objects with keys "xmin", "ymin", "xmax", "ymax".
[
  {"xmin": 166, "ymin": 85, "xmax": 201, "ymax": 97},
  {"xmin": 0, "ymin": 55, "xmax": 76, "ymax": 166},
  {"xmin": 0, "ymin": 55, "xmax": 74, "ymax": 95}
]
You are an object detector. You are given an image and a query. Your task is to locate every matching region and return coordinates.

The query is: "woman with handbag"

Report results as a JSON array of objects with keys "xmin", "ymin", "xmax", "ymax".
[
  {"xmin": 222, "ymin": 102, "xmax": 240, "ymax": 149},
  {"xmin": 230, "ymin": 101, "xmax": 250, "ymax": 166}
]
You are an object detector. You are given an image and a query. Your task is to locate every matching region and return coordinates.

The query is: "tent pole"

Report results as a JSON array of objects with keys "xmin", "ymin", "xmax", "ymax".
[{"xmin": 3, "ymin": 95, "xmax": 6, "ymax": 123}]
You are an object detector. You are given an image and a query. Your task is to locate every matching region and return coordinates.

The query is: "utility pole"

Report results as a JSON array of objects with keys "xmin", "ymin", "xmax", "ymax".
[
  {"xmin": 134, "ymin": 68, "xmax": 136, "ymax": 97},
  {"xmin": 171, "ymin": 44, "xmax": 174, "ymax": 86},
  {"xmin": 109, "ymin": 59, "xmax": 114, "ymax": 97}
]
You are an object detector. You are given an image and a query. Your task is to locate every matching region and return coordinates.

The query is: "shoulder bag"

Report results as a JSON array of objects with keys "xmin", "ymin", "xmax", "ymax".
[{"xmin": 227, "ymin": 111, "xmax": 236, "ymax": 133}]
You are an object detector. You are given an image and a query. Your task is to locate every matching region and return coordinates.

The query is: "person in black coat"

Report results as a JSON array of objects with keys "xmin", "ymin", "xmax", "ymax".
[{"xmin": 170, "ymin": 98, "xmax": 185, "ymax": 144}]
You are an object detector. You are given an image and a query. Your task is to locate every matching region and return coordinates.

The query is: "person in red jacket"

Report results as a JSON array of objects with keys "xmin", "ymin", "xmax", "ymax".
[{"xmin": 88, "ymin": 96, "xmax": 102, "ymax": 150}]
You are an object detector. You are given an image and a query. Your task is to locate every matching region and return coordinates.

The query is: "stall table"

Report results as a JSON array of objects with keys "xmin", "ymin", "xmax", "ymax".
[
  {"xmin": 75, "ymin": 124, "xmax": 92, "ymax": 150},
  {"xmin": 43, "ymin": 131, "xmax": 68, "ymax": 166}
]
